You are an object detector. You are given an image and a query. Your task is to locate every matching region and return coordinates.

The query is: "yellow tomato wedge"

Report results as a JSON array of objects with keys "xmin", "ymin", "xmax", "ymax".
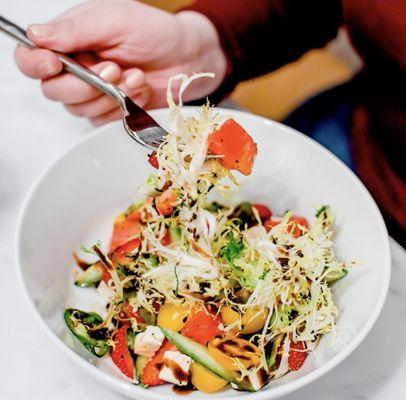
[
  {"xmin": 221, "ymin": 306, "xmax": 269, "ymax": 334},
  {"xmin": 157, "ymin": 302, "xmax": 189, "ymax": 332},
  {"xmin": 191, "ymin": 362, "xmax": 228, "ymax": 393},
  {"xmin": 208, "ymin": 337, "xmax": 261, "ymax": 371}
]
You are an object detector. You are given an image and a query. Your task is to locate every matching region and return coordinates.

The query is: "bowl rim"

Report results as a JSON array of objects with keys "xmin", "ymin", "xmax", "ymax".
[{"xmin": 14, "ymin": 107, "xmax": 391, "ymax": 400}]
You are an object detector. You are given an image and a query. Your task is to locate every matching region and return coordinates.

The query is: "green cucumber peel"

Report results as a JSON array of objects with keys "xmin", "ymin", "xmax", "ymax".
[
  {"xmin": 64, "ymin": 308, "xmax": 110, "ymax": 357},
  {"xmin": 159, "ymin": 327, "xmax": 255, "ymax": 392}
]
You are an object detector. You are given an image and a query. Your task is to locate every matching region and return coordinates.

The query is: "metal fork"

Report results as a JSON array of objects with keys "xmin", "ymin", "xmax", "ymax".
[{"xmin": 0, "ymin": 15, "xmax": 168, "ymax": 150}]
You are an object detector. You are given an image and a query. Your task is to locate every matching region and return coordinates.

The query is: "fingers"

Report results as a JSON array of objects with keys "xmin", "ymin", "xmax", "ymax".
[
  {"xmin": 122, "ymin": 68, "xmax": 148, "ymax": 97},
  {"xmin": 41, "ymin": 61, "xmax": 121, "ymax": 104},
  {"xmin": 13, "ymin": 44, "xmax": 97, "ymax": 82},
  {"xmin": 28, "ymin": 19, "xmax": 79, "ymax": 53},
  {"xmin": 64, "ymin": 68, "xmax": 150, "ymax": 119},
  {"xmin": 65, "ymin": 94, "xmax": 119, "ymax": 118},
  {"xmin": 27, "ymin": 4, "xmax": 126, "ymax": 53},
  {"xmin": 73, "ymin": 51, "xmax": 99, "ymax": 67},
  {"xmin": 89, "ymin": 108, "xmax": 122, "ymax": 127},
  {"xmin": 89, "ymin": 84, "xmax": 149, "ymax": 127},
  {"xmin": 117, "ymin": 68, "xmax": 150, "ymax": 106},
  {"xmin": 14, "ymin": 45, "xmax": 62, "ymax": 79}
]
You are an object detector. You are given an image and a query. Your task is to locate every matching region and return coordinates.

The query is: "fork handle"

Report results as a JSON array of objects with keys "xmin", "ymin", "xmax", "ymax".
[{"xmin": 0, "ymin": 15, "xmax": 126, "ymax": 106}]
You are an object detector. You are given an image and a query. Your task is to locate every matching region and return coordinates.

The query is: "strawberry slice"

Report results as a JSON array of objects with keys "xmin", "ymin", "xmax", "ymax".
[
  {"xmin": 288, "ymin": 340, "xmax": 307, "ymax": 371},
  {"xmin": 111, "ymin": 324, "xmax": 134, "ymax": 379}
]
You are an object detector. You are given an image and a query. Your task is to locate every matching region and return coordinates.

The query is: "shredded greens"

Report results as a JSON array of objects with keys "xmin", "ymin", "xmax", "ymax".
[{"xmin": 66, "ymin": 73, "xmax": 351, "ymax": 392}]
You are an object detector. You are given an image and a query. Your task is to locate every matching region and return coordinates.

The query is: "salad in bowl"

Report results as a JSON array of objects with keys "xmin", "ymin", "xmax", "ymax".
[{"xmin": 64, "ymin": 74, "xmax": 350, "ymax": 394}]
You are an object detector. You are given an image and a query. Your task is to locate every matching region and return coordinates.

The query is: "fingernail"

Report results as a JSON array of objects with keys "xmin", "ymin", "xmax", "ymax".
[
  {"xmin": 29, "ymin": 24, "xmax": 55, "ymax": 38},
  {"xmin": 37, "ymin": 59, "xmax": 57, "ymax": 76},
  {"xmin": 99, "ymin": 64, "xmax": 119, "ymax": 82},
  {"xmin": 133, "ymin": 88, "xmax": 150, "ymax": 106},
  {"xmin": 125, "ymin": 71, "xmax": 142, "ymax": 89}
]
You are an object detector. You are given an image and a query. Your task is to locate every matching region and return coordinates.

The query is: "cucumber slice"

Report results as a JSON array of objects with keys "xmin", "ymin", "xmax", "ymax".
[
  {"xmin": 139, "ymin": 308, "xmax": 157, "ymax": 326},
  {"xmin": 267, "ymin": 334, "xmax": 284, "ymax": 370},
  {"xmin": 204, "ymin": 202, "xmax": 224, "ymax": 212},
  {"xmin": 74, "ymin": 263, "xmax": 103, "ymax": 287},
  {"xmin": 126, "ymin": 329, "xmax": 148, "ymax": 384},
  {"xmin": 159, "ymin": 327, "xmax": 254, "ymax": 392},
  {"xmin": 315, "ymin": 205, "xmax": 329, "ymax": 218},
  {"xmin": 125, "ymin": 329, "xmax": 143, "ymax": 385},
  {"xmin": 149, "ymin": 255, "xmax": 159, "ymax": 267},
  {"xmin": 169, "ymin": 224, "xmax": 181, "ymax": 244},
  {"xmin": 126, "ymin": 329, "xmax": 135, "ymax": 351},
  {"xmin": 324, "ymin": 268, "xmax": 348, "ymax": 283},
  {"xmin": 64, "ymin": 308, "xmax": 110, "ymax": 357},
  {"xmin": 135, "ymin": 355, "xmax": 149, "ymax": 383}
]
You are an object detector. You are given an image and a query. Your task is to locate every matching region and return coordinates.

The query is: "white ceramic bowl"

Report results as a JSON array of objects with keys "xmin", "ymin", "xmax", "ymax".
[{"xmin": 16, "ymin": 107, "xmax": 391, "ymax": 400}]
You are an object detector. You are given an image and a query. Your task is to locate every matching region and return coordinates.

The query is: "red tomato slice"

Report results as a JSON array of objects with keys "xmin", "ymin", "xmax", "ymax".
[
  {"xmin": 148, "ymin": 152, "xmax": 159, "ymax": 169},
  {"xmin": 288, "ymin": 341, "xmax": 307, "ymax": 371},
  {"xmin": 161, "ymin": 230, "xmax": 171, "ymax": 246},
  {"xmin": 181, "ymin": 308, "xmax": 222, "ymax": 345},
  {"xmin": 111, "ymin": 324, "xmax": 134, "ymax": 379},
  {"xmin": 101, "ymin": 267, "xmax": 111, "ymax": 284},
  {"xmin": 264, "ymin": 216, "xmax": 309, "ymax": 238},
  {"xmin": 85, "ymin": 261, "xmax": 111, "ymax": 284},
  {"xmin": 141, "ymin": 340, "xmax": 176, "ymax": 386},
  {"xmin": 121, "ymin": 302, "xmax": 146, "ymax": 324},
  {"xmin": 252, "ymin": 204, "xmax": 272, "ymax": 220},
  {"xmin": 155, "ymin": 189, "xmax": 177, "ymax": 216},
  {"xmin": 264, "ymin": 219, "xmax": 280, "ymax": 232},
  {"xmin": 288, "ymin": 216, "xmax": 309, "ymax": 238},
  {"xmin": 126, "ymin": 209, "xmax": 142, "ymax": 222},
  {"xmin": 111, "ymin": 238, "xmax": 141, "ymax": 267},
  {"xmin": 207, "ymin": 119, "xmax": 257, "ymax": 176},
  {"xmin": 110, "ymin": 217, "xmax": 141, "ymax": 252}
]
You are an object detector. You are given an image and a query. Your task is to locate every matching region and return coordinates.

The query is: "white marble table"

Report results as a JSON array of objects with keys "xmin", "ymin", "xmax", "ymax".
[{"xmin": 1, "ymin": 1, "xmax": 405, "ymax": 399}]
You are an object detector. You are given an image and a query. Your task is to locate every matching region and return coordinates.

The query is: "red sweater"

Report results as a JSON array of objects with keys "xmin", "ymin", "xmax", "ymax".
[{"xmin": 186, "ymin": 0, "xmax": 406, "ymax": 242}]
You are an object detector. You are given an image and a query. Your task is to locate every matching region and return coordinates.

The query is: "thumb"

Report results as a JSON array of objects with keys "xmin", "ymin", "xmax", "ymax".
[{"xmin": 27, "ymin": 14, "xmax": 121, "ymax": 53}]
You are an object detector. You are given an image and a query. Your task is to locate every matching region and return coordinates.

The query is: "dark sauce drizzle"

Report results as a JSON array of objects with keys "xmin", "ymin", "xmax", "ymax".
[{"xmin": 172, "ymin": 382, "xmax": 196, "ymax": 396}]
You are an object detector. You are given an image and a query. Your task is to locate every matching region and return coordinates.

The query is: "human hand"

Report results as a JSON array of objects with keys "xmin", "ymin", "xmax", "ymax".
[{"xmin": 14, "ymin": 0, "xmax": 226, "ymax": 125}]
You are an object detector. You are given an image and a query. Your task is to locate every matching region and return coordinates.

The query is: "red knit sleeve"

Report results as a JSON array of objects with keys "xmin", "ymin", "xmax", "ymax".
[{"xmin": 183, "ymin": 0, "xmax": 343, "ymax": 100}]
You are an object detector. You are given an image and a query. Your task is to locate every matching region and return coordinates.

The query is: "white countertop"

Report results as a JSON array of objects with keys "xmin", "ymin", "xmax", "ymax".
[{"xmin": 1, "ymin": 1, "xmax": 405, "ymax": 399}]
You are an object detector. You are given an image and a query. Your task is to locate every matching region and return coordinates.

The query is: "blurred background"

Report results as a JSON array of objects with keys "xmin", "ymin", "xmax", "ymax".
[{"xmin": 144, "ymin": 0, "xmax": 362, "ymax": 121}]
